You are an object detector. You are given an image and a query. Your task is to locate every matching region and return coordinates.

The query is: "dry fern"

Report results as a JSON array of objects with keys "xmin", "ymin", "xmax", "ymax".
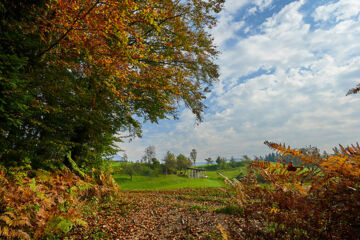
[
  {"xmin": 347, "ymin": 83, "xmax": 360, "ymax": 95},
  {"xmin": 0, "ymin": 167, "xmax": 120, "ymax": 239},
  {"xmin": 0, "ymin": 211, "xmax": 31, "ymax": 240},
  {"xmin": 217, "ymin": 172, "xmax": 248, "ymax": 206},
  {"xmin": 224, "ymin": 141, "xmax": 360, "ymax": 239}
]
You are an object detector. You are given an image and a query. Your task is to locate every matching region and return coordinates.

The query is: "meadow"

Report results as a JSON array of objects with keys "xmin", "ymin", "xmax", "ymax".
[{"xmin": 111, "ymin": 162, "xmax": 248, "ymax": 190}]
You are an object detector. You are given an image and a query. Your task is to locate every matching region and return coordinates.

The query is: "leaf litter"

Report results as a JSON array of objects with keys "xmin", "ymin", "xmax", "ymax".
[{"xmin": 68, "ymin": 188, "xmax": 244, "ymax": 239}]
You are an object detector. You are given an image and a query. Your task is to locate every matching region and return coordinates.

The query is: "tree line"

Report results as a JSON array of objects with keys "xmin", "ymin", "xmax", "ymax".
[{"xmin": 117, "ymin": 146, "xmax": 249, "ymax": 179}]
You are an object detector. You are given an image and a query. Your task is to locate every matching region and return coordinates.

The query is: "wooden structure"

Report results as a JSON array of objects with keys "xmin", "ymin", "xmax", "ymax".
[{"xmin": 187, "ymin": 167, "xmax": 207, "ymax": 178}]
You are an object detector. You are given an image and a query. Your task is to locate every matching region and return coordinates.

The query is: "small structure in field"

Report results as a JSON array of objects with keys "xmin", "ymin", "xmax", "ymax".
[{"xmin": 187, "ymin": 167, "xmax": 207, "ymax": 178}]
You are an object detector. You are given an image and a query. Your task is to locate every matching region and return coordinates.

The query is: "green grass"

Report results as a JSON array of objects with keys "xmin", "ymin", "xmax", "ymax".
[
  {"xmin": 215, "ymin": 168, "xmax": 246, "ymax": 179},
  {"xmin": 214, "ymin": 205, "xmax": 244, "ymax": 216},
  {"xmin": 113, "ymin": 165, "xmax": 248, "ymax": 191},
  {"xmin": 114, "ymin": 174, "xmax": 223, "ymax": 190}
]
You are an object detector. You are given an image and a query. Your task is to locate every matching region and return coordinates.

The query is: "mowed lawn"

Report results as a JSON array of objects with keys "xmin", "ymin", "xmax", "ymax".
[{"xmin": 112, "ymin": 165, "xmax": 247, "ymax": 190}]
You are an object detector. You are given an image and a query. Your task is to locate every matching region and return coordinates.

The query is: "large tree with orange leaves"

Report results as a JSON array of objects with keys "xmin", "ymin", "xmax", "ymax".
[{"xmin": 0, "ymin": 0, "xmax": 224, "ymax": 168}]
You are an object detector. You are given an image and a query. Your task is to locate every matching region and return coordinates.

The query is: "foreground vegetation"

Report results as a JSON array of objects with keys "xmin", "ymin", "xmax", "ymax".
[
  {"xmin": 0, "ymin": 166, "xmax": 120, "ymax": 239},
  {"xmin": 221, "ymin": 142, "xmax": 360, "ymax": 239}
]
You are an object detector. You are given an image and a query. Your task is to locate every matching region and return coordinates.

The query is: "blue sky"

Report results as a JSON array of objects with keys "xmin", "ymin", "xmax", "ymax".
[{"xmin": 118, "ymin": 0, "xmax": 360, "ymax": 163}]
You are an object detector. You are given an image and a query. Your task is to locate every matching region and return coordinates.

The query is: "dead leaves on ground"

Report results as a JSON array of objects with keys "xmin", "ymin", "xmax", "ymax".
[{"xmin": 68, "ymin": 188, "xmax": 243, "ymax": 240}]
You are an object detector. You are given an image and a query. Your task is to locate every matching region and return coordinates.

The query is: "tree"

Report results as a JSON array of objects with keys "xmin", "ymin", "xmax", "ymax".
[
  {"xmin": 122, "ymin": 153, "xmax": 128, "ymax": 163},
  {"xmin": 263, "ymin": 153, "xmax": 278, "ymax": 162},
  {"xmin": 143, "ymin": 146, "xmax": 156, "ymax": 165},
  {"xmin": 216, "ymin": 156, "xmax": 226, "ymax": 169},
  {"xmin": 230, "ymin": 156, "xmax": 236, "ymax": 167},
  {"xmin": 151, "ymin": 157, "xmax": 160, "ymax": 169},
  {"xmin": 0, "ymin": 0, "xmax": 48, "ymax": 166},
  {"xmin": 163, "ymin": 151, "xmax": 177, "ymax": 175},
  {"xmin": 0, "ymin": 0, "xmax": 224, "ymax": 169},
  {"xmin": 205, "ymin": 157, "xmax": 213, "ymax": 165},
  {"xmin": 124, "ymin": 164, "xmax": 134, "ymax": 181},
  {"xmin": 177, "ymin": 154, "xmax": 191, "ymax": 171},
  {"xmin": 242, "ymin": 155, "xmax": 252, "ymax": 161},
  {"xmin": 190, "ymin": 149, "xmax": 197, "ymax": 166}
]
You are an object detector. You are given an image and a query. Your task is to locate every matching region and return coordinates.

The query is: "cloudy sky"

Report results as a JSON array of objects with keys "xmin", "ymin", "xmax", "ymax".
[{"xmin": 118, "ymin": 0, "xmax": 360, "ymax": 163}]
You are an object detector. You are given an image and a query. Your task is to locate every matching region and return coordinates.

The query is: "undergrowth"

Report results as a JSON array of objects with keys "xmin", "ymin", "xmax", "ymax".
[
  {"xmin": 0, "ymin": 167, "xmax": 119, "ymax": 239},
  {"xmin": 222, "ymin": 142, "xmax": 360, "ymax": 239}
]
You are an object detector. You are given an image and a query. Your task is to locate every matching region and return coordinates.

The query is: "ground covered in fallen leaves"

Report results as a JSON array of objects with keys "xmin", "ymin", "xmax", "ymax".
[{"xmin": 68, "ymin": 188, "xmax": 245, "ymax": 239}]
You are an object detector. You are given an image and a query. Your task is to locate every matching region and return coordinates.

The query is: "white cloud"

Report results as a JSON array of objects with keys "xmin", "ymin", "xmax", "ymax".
[
  {"xmin": 248, "ymin": 7, "xmax": 257, "ymax": 15},
  {"xmin": 222, "ymin": 0, "xmax": 249, "ymax": 14},
  {"xmin": 313, "ymin": 0, "xmax": 360, "ymax": 22},
  {"xmin": 248, "ymin": 0, "xmax": 273, "ymax": 15},
  {"xmin": 211, "ymin": 14, "xmax": 245, "ymax": 47},
  {"xmin": 212, "ymin": 0, "xmax": 274, "ymax": 47},
  {"xmin": 118, "ymin": 0, "xmax": 360, "ymax": 162}
]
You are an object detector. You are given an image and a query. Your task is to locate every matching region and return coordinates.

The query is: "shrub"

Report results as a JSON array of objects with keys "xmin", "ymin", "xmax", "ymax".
[{"xmin": 224, "ymin": 142, "xmax": 360, "ymax": 239}]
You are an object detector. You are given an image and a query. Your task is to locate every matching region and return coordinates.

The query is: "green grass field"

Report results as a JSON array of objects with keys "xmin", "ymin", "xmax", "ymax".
[{"xmin": 112, "ymin": 164, "xmax": 248, "ymax": 190}]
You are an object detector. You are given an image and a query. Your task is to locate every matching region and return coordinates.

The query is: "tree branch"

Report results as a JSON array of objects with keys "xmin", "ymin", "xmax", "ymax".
[{"xmin": 37, "ymin": 0, "xmax": 100, "ymax": 58}]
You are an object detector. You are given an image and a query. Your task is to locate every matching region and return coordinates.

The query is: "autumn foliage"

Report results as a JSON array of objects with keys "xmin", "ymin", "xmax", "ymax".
[
  {"xmin": 0, "ymin": 1, "xmax": 226, "ymax": 238},
  {"xmin": 0, "ymin": 0, "xmax": 223, "ymax": 168},
  {"xmin": 39, "ymin": 0, "xmax": 221, "ymax": 114},
  {"xmin": 224, "ymin": 141, "xmax": 360, "ymax": 239},
  {"xmin": 0, "ymin": 167, "xmax": 119, "ymax": 239}
]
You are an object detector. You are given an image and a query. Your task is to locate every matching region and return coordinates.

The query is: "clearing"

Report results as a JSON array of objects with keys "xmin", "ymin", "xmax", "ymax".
[
  {"xmin": 112, "ymin": 164, "xmax": 247, "ymax": 191},
  {"xmin": 66, "ymin": 164, "xmax": 248, "ymax": 239}
]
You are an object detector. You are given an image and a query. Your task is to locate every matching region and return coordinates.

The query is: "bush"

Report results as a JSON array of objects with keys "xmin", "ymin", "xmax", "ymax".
[{"xmin": 223, "ymin": 142, "xmax": 360, "ymax": 239}]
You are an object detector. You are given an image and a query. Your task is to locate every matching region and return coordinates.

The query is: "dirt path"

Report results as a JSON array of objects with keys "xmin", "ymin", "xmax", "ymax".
[{"xmin": 69, "ymin": 188, "xmax": 244, "ymax": 239}]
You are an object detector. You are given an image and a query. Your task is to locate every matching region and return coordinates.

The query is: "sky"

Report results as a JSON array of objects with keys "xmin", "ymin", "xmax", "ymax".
[{"xmin": 117, "ymin": 0, "xmax": 360, "ymax": 163}]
